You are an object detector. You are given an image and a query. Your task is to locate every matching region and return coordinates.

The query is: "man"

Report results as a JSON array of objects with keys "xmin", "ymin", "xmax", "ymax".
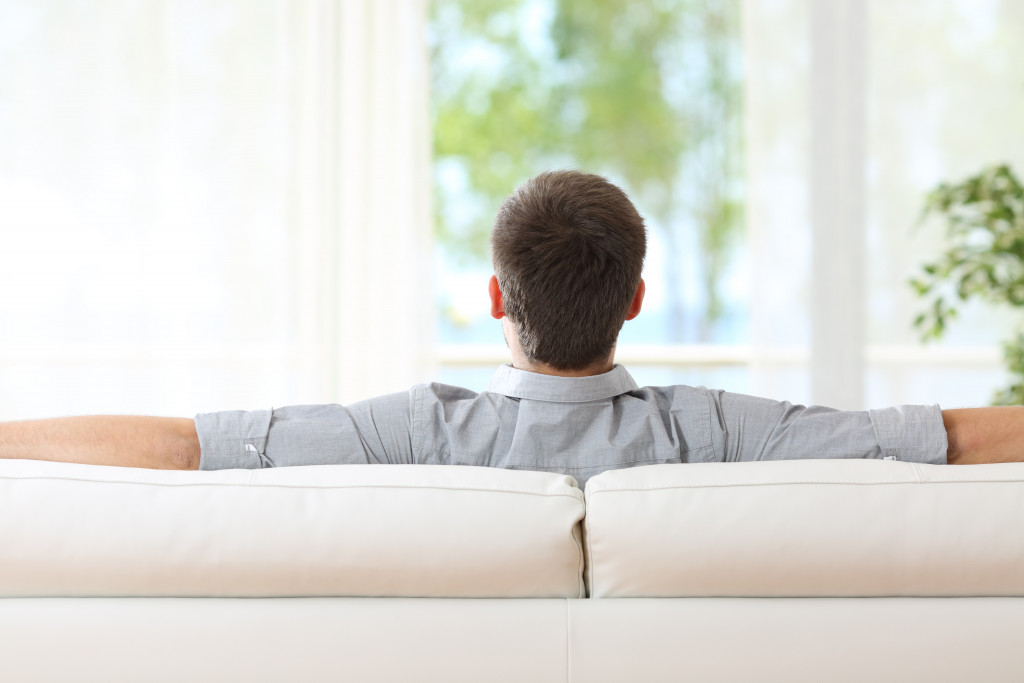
[{"xmin": 0, "ymin": 171, "xmax": 1020, "ymax": 483}]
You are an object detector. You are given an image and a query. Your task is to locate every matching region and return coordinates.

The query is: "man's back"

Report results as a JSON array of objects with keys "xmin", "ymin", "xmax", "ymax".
[{"xmin": 195, "ymin": 365, "xmax": 948, "ymax": 487}]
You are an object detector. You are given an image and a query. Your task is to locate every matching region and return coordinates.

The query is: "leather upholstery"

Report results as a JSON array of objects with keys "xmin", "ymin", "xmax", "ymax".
[
  {"xmin": 0, "ymin": 460, "xmax": 586, "ymax": 597},
  {"xmin": 584, "ymin": 459, "xmax": 1024, "ymax": 597},
  {"xmin": 2, "ymin": 597, "xmax": 1022, "ymax": 682},
  {"xmin": 3, "ymin": 458, "xmax": 1024, "ymax": 680}
]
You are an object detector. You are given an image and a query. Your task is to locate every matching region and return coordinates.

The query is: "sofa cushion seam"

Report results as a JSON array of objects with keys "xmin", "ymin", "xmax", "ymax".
[
  {"xmin": 565, "ymin": 598, "xmax": 571, "ymax": 683},
  {"xmin": 586, "ymin": 478, "xmax": 1024, "ymax": 494},
  {"xmin": 0, "ymin": 476, "xmax": 586, "ymax": 499}
]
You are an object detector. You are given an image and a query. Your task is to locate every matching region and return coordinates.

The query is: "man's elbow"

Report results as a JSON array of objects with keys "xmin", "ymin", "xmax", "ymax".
[
  {"xmin": 169, "ymin": 420, "xmax": 201, "ymax": 470},
  {"xmin": 942, "ymin": 409, "xmax": 970, "ymax": 464}
]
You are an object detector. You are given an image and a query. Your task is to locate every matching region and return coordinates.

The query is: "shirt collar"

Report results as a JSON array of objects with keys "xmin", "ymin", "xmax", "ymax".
[{"xmin": 486, "ymin": 364, "xmax": 639, "ymax": 403}]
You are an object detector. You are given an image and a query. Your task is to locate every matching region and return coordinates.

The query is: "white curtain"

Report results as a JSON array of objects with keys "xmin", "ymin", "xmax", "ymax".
[
  {"xmin": 293, "ymin": 0, "xmax": 436, "ymax": 404},
  {"xmin": 0, "ymin": 0, "xmax": 434, "ymax": 419},
  {"xmin": 745, "ymin": 0, "xmax": 1024, "ymax": 410}
]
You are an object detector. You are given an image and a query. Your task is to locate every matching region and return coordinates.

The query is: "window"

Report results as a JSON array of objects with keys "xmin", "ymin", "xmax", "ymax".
[
  {"xmin": 430, "ymin": 0, "xmax": 747, "ymax": 391},
  {"xmin": 433, "ymin": 0, "xmax": 1024, "ymax": 408},
  {"xmin": 3, "ymin": 0, "xmax": 1022, "ymax": 420}
]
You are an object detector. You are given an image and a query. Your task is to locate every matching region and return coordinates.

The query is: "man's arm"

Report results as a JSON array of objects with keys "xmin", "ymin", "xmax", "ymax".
[
  {"xmin": 943, "ymin": 407, "xmax": 1024, "ymax": 464},
  {"xmin": 0, "ymin": 405, "xmax": 1019, "ymax": 471},
  {"xmin": 0, "ymin": 416, "xmax": 200, "ymax": 470}
]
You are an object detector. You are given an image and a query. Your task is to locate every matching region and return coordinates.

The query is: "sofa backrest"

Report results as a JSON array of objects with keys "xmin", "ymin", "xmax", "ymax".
[
  {"xmin": 8, "ymin": 458, "xmax": 1024, "ymax": 600},
  {"xmin": 583, "ymin": 459, "xmax": 1024, "ymax": 597},
  {"xmin": 0, "ymin": 460, "xmax": 586, "ymax": 598}
]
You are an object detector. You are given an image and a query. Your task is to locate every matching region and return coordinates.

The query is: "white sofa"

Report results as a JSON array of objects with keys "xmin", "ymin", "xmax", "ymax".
[{"xmin": 2, "ymin": 458, "xmax": 1023, "ymax": 682}]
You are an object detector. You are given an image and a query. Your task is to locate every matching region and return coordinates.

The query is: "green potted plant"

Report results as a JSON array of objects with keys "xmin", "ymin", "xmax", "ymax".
[{"xmin": 910, "ymin": 164, "xmax": 1024, "ymax": 405}]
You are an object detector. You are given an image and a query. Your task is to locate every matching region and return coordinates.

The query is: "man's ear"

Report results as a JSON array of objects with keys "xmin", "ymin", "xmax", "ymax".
[
  {"xmin": 624, "ymin": 278, "xmax": 645, "ymax": 321},
  {"xmin": 488, "ymin": 275, "xmax": 505, "ymax": 319}
]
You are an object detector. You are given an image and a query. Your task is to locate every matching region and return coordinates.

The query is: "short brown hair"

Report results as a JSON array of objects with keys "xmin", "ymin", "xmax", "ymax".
[{"xmin": 491, "ymin": 170, "xmax": 647, "ymax": 370}]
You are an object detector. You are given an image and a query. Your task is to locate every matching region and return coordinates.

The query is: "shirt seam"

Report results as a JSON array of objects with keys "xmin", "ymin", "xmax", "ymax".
[
  {"xmin": 703, "ymin": 391, "xmax": 716, "ymax": 462},
  {"xmin": 755, "ymin": 403, "xmax": 790, "ymax": 462}
]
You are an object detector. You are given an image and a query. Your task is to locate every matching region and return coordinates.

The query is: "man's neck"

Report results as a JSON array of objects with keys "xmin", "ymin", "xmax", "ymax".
[
  {"xmin": 510, "ymin": 358, "xmax": 614, "ymax": 378},
  {"xmin": 501, "ymin": 319, "xmax": 615, "ymax": 377}
]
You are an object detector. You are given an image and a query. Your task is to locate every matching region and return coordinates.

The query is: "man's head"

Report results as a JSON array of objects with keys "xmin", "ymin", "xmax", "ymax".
[{"xmin": 489, "ymin": 170, "xmax": 647, "ymax": 372}]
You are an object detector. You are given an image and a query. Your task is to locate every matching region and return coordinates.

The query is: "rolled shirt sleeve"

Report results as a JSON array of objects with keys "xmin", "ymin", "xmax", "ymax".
[
  {"xmin": 867, "ymin": 403, "xmax": 948, "ymax": 465},
  {"xmin": 195, "ymin": 392, "xmax": 414, "ymax": 470},
  {"xmin": 708, "ymin": 390, "xmax": 948, "ymax": 465}
]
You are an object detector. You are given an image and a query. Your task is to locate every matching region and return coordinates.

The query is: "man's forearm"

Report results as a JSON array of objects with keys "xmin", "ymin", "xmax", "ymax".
[
  {"xmin": 0, "ymin": 416, "xmax": 200, "ymax": 470},
  {"xmin": 942, "ymin": 407, "xmax": 1024, "ymax": 464}
]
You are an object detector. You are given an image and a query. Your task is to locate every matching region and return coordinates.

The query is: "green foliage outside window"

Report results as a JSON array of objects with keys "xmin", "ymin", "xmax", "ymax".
[
  {"xmin": 910, "ymin": 164, "xmax": 1024, "ymax": 405},
  {"xmin": 429, "ymin": 0, "xmax": 742, "ymax": 342}
]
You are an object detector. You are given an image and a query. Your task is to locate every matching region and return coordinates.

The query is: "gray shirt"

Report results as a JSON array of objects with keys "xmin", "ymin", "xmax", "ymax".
[{"xmin": 195, "ymin": 364, "xmax": 948, "ymax": 487}]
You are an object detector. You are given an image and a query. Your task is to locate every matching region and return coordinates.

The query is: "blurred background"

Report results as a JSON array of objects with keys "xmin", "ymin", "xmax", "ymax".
[{"xmin": 1, "ymin": 0, "xmax": 1022, "ymax": 419}]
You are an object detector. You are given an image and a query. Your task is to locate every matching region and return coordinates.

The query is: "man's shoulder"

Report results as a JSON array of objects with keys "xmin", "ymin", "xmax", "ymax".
[
  {"xmin": 352, "ymin": 383, "xmax": 484, "ymax": 408},
  {"xmin": 414, "ymin": 381, "xmax": 481, "ymax": 400},
  {"xmin": 626, "ymin": 381, "xmax": 715, "ymax": 401}
]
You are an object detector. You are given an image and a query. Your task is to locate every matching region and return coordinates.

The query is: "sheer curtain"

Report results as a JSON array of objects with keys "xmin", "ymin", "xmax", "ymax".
[
  {"xmin": 0, "ymin": 0, "xmax": 433, "ymax": 420},
  {"xmin": 746, "ymin": 0, "xmax": 1024, "ymax": 410}
]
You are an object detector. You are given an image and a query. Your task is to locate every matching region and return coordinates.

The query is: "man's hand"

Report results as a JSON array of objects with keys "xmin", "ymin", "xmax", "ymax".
[
  {"xmin": 943, "ymin": 407, "xmax": 1024, "ymax": 464},
  {"xmin": 0, "ymin": 416, "xmax": 200, "ymax": 470}
]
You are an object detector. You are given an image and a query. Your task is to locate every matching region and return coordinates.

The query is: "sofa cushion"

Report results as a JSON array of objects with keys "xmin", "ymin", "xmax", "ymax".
[
  {"xmin": 0, "ymin": 460, "xmax": 585, "ymax": 598},
  {"xmin": 583, "ymin": 459, "xmax": 1024, "ymax": 597}
]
